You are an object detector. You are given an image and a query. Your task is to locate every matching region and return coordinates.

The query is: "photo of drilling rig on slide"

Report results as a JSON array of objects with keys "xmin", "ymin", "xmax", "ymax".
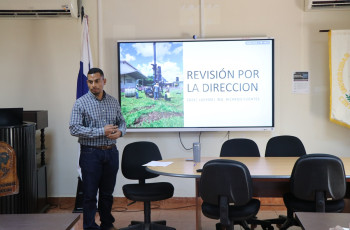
[{"xmin": 119, "ymin": 41, "xmax": 184, "ymax": 129}]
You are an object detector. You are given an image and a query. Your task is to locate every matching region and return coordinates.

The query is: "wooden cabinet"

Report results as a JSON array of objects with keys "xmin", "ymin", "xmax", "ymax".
[{"xmin": 23, "ymin": 110, "xmax": 49, "ymax": 213}]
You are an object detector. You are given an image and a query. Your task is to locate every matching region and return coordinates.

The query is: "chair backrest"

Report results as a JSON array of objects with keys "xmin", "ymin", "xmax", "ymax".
[
  {"xmin": 265, "ymin": 135, "xmax": 306, "ymax": 157},
  {"xmin": 220, "ymin": 138, "xmax": 260, "ymax": 157},
  {"xmin": 200, "ymin": 159, "xmax": 253, "ymax": 206},
  {"xmin": 121, "ymin": 141, "xmax": 162, "ymax": 181},
  {"xmin": 290, "ymin": 153, "xmax": 346, "ymax": 203}
]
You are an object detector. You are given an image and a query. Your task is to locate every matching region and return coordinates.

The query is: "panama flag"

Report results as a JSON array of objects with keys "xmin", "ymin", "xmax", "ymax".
[
  {"xmin": 329, "ymin": 30, "xmax": 350, "ymax": 128},
  {"xmin": 77, "ymin": 16, "xmax": 93, "ymax": 99}
]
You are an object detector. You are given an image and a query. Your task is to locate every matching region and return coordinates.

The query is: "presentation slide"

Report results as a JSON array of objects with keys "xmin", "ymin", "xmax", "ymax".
[{"xmin": 183, "ymin": 40, "xmax": 273, "ymax": 127}]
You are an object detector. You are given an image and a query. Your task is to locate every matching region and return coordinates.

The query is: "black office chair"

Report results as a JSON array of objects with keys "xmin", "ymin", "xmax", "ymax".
[
  {"xmin": 120, "ymin": 141, "xmax": 176, "ymax": 230},
  {"xmin": 220, "ymin": 138, "xmax": 260, "ymax": 157},
  {"xmin": 265, "ymin": 135, "xmax": 306, "ymax": 157},
  {"xmin": 199, "ymin": 159, "xmax": 261, "ymax": 230},
  {"xmin": 263, "ymin": 135, "xmax": 307, "ymax": 227},
  {"xmin": 280, "ymin": 153, "xmax": 346, "ymax": 230},
  {"xmin": 220, "ymin": 138, "xmax": 274, "ymax": 229}
]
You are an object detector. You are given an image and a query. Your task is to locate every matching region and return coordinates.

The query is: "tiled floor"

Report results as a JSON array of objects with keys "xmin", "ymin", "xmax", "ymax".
[{"xmin": 46, "ymin": 199, "xmax": 302, "ymax": 230}]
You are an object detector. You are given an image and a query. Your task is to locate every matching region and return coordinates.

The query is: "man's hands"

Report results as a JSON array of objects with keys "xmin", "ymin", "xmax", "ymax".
[{"xmin": 104, "ymin": 124, "xmax": 122, "ymax": 140}]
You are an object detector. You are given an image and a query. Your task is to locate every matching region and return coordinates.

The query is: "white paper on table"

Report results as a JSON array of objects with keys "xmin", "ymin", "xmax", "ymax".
[
  {"xmin": 329, "ymin": 226, "xmax": 350, "ymax": 230},
  {"xmin": 143, "ymin": 161, "xmax": 173, "ymax": 167}
]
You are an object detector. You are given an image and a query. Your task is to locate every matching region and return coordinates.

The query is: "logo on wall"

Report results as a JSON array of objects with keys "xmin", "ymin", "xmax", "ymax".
[
  {"xmin": 336, "ymin": 53, "xmax": 350, "ymax": 105},
  {"xmin": 0, "ymin": 141, "xmax": 19, "ymax": 197}
]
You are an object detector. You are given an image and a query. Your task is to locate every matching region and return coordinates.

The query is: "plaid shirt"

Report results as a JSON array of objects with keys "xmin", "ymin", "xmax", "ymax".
[{"xmin": 69, "ymin": 90, "xmax": 126, "ymax": 146}]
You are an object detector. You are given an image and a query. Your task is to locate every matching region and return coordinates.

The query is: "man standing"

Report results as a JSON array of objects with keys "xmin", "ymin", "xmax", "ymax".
[{"xmin": 70, "ymin": 68, "xmax": 126, "ymax": 230}]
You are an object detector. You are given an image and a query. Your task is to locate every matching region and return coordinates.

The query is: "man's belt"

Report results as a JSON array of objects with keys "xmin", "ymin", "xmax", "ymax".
[{"xmin": 81, "ymin": 144, "xmax": 116, "ymax": 150}]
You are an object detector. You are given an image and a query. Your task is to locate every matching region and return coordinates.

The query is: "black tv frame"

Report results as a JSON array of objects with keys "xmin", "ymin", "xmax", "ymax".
[{"xmin": 117, "ymin": 37, "xmax": 274, "ymax": 132}]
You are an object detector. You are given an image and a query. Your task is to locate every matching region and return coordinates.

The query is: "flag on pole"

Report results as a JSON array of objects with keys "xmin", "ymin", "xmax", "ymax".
[
  {"xmin": 76, "ymin": 16, "xmax": 93, "ymax": 179},
  {"xmin": 329, "ymin": 30, "xmax": 350, "ymax": 128},
  {"xmin": 77, "ymin": 16, "xmax": 93, "ymax": 99}
]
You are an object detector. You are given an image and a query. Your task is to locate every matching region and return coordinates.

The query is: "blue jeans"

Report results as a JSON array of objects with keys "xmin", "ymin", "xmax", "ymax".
[
  {"xmin": 80, "ymin": 145, "xmax": 119, "ymax": 230},
  {"xmin": 154, "ymin": 92, "xmax": 159, "ymax": 99}
]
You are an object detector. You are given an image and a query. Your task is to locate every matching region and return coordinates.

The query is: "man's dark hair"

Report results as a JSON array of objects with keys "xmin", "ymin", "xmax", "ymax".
[{"xmin": 88, "ymin": 68, "xmax": 104, "ymax": 77}]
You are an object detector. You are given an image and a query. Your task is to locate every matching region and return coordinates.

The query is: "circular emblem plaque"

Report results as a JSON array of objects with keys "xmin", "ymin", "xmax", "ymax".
[{"xmin": 0, "ymin": 141, "xmax": 19, "ymax": 196}]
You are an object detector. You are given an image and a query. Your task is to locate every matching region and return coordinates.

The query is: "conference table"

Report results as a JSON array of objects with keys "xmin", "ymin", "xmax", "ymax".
[
  {"xmin": 295, "ymin": 212, "xmax": 350, "ymax": 230},
  {"xmin": 146, "ymin": 157, "xmax": 350, "ymax": 230}
]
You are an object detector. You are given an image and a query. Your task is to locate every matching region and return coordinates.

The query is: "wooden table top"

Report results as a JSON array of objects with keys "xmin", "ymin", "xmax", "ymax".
[
  {"xmin": 0, "ymin": 213, "xmax": 80, "ymax": 230},
  {"xmin": 147, "ymin": 157, "xmax": 350, "ymax": 180}
]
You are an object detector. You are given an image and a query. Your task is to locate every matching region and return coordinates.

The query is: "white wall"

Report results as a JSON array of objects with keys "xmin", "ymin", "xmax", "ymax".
[{"xmin": 1, "ymin": 0, "xmax": 350, "ymax": 197}]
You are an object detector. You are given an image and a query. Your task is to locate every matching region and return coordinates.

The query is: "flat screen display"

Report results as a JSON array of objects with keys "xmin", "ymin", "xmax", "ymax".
[{"xmin": 117, "ymin": 38, "xmax": 274, "ymax": 132}]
